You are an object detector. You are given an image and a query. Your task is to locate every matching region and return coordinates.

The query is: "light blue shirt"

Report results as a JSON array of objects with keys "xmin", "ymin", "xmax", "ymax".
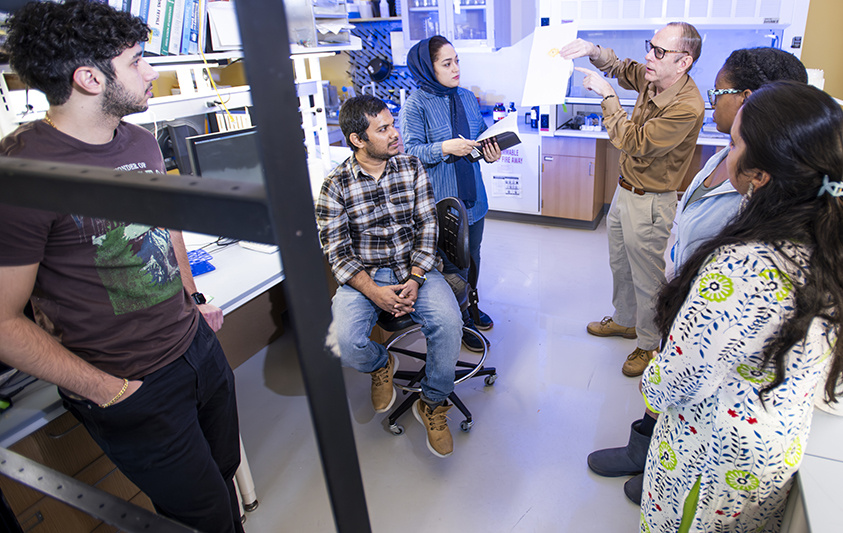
[
  {"xmin": 399, "ymin": 87, "xmax": 489, "ymax": 225},
  {"xmin": 672, "ymin": 147, "xmax": 742, "ymax": 269}
]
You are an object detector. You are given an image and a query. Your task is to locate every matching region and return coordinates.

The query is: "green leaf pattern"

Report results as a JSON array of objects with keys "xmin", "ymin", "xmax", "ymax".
[{"xmin": 639, "ymin": 242, "xmax": 833, "ymax": 532}]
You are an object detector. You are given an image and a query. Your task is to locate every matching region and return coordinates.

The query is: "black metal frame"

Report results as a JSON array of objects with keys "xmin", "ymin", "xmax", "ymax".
[{"xmin": 0, "ymin": 1, "xmax": 371, "ymax": 531}]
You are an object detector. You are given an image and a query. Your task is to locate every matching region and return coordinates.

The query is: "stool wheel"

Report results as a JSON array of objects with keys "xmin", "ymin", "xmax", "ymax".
[
  {"xmin": 459, "ymin": 420, "xmax": 473, "ymax": 432},
  {"xmin": 484, "ymin": 374, "xmax": 497, "ymax": 386},
  {"xmin": 389, "ymin": 424, "xmax": 404, "ymax": 435}
]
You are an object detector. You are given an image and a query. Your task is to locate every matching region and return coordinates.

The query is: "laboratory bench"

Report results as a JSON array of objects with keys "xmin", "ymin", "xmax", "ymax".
[{"xmin": 481, "ymin": 121, "xmax": 727, "ymax": 229}]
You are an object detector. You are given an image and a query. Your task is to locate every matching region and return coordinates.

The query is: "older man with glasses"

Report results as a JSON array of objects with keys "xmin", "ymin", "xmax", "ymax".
[{"xmin": 560, "ymin": 23, "xmax": 705, "ymax": 377}]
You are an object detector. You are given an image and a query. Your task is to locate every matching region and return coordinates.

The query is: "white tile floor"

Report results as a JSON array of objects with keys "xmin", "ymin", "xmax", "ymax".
[{"xmin": 234, "ymin": 217, "xmax": 648, "ymax": 532}]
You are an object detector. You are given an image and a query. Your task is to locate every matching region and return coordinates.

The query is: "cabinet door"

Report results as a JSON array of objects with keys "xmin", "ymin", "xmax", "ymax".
[
  {"xmin": 402, "ymin": 0, "xmax": 446, "ymax": 45},
  {"xmin": 448, "ymin": 0, "xmax": 489, "ymax": 46},
  {"xmin": 402, "ymin": 0, "xmax": 510, "ymax": 49},
  {"xmin": 541, "ymin": 155, "xmax": 597, "ymax": 221}
]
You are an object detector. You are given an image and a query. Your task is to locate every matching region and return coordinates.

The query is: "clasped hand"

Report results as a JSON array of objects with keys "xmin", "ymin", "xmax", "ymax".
[{"xmin": 372, "ymin": 281, "xmax": 420, "ymax": 317}]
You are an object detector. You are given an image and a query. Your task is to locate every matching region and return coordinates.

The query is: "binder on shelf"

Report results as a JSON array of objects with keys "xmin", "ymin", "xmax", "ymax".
[
  {"xmin": 180, "ymin": 0, "xmax": 200, "ymax": 54},
  {"xmin": 147, "ymin": 0, "xmax": 167, "ymax": 54},
  {"xmin": 159, "ymin": 0, "xmax": 176, "ymax": 56},
  {"xmin": 168, "ymin": 0, "xmax": 186, "ymax": 56}
]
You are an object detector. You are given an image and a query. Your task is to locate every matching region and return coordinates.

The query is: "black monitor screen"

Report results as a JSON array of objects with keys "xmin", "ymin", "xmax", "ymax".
[{"xmin": 186, "ymin": 127, "xmax": 264, "ymax": 184}]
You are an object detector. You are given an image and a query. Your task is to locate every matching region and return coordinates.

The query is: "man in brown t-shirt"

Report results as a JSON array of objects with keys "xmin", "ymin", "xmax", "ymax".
[
  {"xmin": 560, "ymin": 23, "xmax": 705, "ymax": 377},
  {"xmin": 0, "ymin": 3, "xmax": 241, "ymax": 532}
]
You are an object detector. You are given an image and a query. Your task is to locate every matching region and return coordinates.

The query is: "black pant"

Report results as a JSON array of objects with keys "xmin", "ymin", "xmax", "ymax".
[{"xmin": 62, "ymin": 318, "xmax": 243, "ymax": 533}]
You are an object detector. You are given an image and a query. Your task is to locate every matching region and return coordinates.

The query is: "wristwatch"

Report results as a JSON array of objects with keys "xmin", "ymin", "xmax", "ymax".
[
  {"xmin": 191, "ymin": 292, "xmax": 207, "ymax": 305},
  {"xmin": 409, "ymin": 273, "xmax": 426, "ymax": 288}
]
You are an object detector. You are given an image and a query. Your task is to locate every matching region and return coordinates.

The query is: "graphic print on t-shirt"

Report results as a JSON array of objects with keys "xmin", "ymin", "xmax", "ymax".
[{"xmin": 72, "ymin": 216, "xmax": 182, "ymax": 315}]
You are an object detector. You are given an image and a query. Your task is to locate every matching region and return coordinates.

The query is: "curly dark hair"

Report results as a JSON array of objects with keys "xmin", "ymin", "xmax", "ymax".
[
  {"xmin": 721, "ymin": 47, "xmax": 808, "ymax": 91},
  {"xmin": 339, "ymin": 95, "xmax": 388, "ymax": 151},
  {"xmin": 4, "ymin": 1, "xmax": 150, "ymax": 105},
  {"xmin": 655, "ymin": 81, "xmax": 843, "ymax": 404}
]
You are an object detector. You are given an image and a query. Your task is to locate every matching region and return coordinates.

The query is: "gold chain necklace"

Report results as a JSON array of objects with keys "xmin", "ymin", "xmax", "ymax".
[{"xmin": 43, "ymin": 113, "xmax": 58, "ymax": 129}]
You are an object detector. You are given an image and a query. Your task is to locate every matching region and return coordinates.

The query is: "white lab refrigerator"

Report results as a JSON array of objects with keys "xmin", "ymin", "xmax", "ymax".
[{"xmin": 479, "ymin": 126, "xmax": 541, "ymax": 215}]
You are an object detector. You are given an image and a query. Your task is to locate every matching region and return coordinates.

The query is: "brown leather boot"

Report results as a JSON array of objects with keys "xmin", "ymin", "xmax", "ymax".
[
  {"xmin": 368, "ymin": 353, "xmax": 397, "ymax": 413},
  {"xmin": 587, "ymin": 316, "xmax": 637, "ymax": 339},
  {"xmin": 622, "ymin": 348, "xmax": 654, "ymax": 377},
  {"xmin": 413, "ymin": 399, "xmax": 454, "ymax": 458}
]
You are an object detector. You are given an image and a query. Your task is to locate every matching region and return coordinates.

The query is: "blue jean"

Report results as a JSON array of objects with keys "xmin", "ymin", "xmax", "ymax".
[
  {"xmin": 330, "ymin": 268, "xmax": 462, "ymax": 403},
  {"xmin": 61, "ymin": 317, "xmax": 243, "ymax": 533}
]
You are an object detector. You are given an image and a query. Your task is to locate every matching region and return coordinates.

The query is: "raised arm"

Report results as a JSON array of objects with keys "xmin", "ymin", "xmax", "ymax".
[
  {"xmin": 602, "ymin": 99, "xmax": 701, "ymax": 159},
  {"xmin": 0, "ymin": 263, "xmax": 141, "ymax": 405}
]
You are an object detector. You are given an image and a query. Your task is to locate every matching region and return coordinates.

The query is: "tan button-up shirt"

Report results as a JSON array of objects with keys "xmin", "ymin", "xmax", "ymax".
[{"xmin": 592, "ymin": 46, "xmax": 705, "ymax": 193}]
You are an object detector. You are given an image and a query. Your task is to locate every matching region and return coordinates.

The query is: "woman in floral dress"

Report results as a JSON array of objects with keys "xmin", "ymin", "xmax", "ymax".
[{"xmin": 640, "ymin": 81, "xmax": 843, "ymax": 532}]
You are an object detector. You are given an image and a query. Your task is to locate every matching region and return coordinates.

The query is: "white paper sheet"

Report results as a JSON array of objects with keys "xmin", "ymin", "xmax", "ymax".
[
  {"xmin": 477, "ymin": 112, "xmax": 519, "ymax": 142},
  {"xmin": 521, "ymin": 22, "xmax": 579, "ymax": 106},
  {"xmin": 207, "ymin": 1, "xmax": 242, "ymax": 51},
  {"xmin": 490, "ymin": 174, "xmax": 521, "ymax": 198}
]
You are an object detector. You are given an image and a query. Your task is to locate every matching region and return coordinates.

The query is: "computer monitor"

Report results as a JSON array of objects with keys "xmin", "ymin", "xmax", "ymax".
[
  {"xmin": 164, "ymin": 123, "xmax": 200, "ymax": 175},
  {"xmin": 186, "ymin": 127, "xmax": 264, "ymax": 184}
]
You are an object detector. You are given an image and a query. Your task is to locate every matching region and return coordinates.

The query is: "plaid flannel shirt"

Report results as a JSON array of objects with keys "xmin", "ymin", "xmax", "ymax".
[{"xmin": 316, "ymin": 153, "xmax": 439, "ymax": 286}]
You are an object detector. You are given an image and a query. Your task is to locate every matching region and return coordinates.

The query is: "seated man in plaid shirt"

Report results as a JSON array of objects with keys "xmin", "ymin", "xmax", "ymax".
[{"xmin": 316, "ymin": 95, "xmax": 462, "ymax": 458}]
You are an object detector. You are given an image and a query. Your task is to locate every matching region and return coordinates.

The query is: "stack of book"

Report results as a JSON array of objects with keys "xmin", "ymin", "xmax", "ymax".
[{"xmin": 109, "ymin": 0, "xmax": 206, "ymax": 56}]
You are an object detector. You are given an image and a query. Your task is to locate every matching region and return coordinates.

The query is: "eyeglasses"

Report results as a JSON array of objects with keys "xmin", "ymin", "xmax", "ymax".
[
  {"xmin": 707, "ymin": 88, "xmax": 742, "ymax": 107},
  {"xmin": 644, "ymin": 40, "xmax": 690, "ymax": 60}
]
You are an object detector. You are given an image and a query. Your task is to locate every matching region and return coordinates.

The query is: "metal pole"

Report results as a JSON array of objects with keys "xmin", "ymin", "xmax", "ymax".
[{"xmin": 233, "ymin": 1, "xmax": 372, "ymax": 531}]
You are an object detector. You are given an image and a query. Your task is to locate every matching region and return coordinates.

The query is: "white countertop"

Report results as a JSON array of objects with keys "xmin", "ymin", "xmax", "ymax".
[{"xmin": 550, "ymin": 128, "xmax": 729, "ymax": 147}]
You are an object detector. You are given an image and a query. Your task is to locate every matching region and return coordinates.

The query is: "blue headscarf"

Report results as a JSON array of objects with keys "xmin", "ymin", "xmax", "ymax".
[{"xmin": 407, "ymin": 38, "xmax": 476, "ymax": 207}]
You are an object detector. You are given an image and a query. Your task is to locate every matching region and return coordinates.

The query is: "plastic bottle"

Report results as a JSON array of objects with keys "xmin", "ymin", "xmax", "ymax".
[
  {"xmin": 379, "ymin": 0, "xmax": 390, "ymax": 17},
  {"xmin": 385, "ymin": 89, "xmax": 401, "ymax": 116},
  {"xmin": 342, "ymin": 86, "xmax": 357, "ymax": 102},
  {"xmin": 530, "ymin": 106, "xmax": 538, "ymax": 128},
  {"xmin": 493, "ymin": 102, "xmax": 506, "ymax": 122},
  {"xmin": 507, "ymin": 102, "xmax": 517, "ymax": 116},
  {"xmin": 357, "ymin": 0, "xmax": 373, "ymax": 19}
]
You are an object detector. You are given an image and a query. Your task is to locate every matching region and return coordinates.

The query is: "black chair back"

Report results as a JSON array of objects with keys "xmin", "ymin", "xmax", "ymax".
[{"xmin": 436, "ymin": 197, "xmax": 470, "ymax": 272}]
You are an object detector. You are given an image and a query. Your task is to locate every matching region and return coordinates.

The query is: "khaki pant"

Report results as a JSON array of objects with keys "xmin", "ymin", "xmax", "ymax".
[{"xmin": 607, "ymin": 186, "xmax": 677, "ymax": 350}]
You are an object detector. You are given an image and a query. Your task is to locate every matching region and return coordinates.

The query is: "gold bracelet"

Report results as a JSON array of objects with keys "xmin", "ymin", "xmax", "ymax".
[{"xmin": 99, "ymin": 378, "xmax": 129, "ymax": 408}]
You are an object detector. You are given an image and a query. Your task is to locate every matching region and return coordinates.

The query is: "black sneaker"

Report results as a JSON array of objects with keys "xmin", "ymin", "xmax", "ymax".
[
  {"xmin": 475, "ymin": 309, "xmax": 494, "ymax": 330},
  {"xmin": 461, "ymin": 322, "xmax": 485, "ymax": 353}
]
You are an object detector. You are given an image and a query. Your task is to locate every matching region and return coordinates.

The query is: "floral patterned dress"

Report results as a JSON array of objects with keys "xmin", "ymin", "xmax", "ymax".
[{"xmin": 640, "ymin": 242, "xmax": 833, "ymax": 533}]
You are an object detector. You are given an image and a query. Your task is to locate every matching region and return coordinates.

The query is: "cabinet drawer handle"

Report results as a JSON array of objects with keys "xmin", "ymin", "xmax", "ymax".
[
  {"xmin": 48, "ymin": 422, "xmax": 82, "ymax": 439},
  {"xmin": 20, "ymin": 510, "xmax": 44, "ymax": 532},
  {"xmin": 589, "ymin": 162, "xmax": 593, "ymax": 176}
]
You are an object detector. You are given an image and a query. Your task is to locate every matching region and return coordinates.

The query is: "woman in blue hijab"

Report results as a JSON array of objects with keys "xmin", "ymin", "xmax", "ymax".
[{"xmin": 400, "ymin": 36, "xmax": 500, "ymax": 352}]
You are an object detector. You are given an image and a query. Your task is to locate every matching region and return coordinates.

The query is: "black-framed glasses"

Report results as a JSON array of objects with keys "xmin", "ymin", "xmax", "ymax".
[
  {"xmin": 645, "ymin": 40, "xmax": 689, "ymax": 60},
  {"xmin": 707, "ymin": 88, "xmax": 742, "ymax": 107}
]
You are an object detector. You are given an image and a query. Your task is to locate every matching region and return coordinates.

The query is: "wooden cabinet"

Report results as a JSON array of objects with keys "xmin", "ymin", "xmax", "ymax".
[
  {"xmin": 602, "ymin": 143, "xmax": 722, "ymax": 205},
  {"xmin": 0, "ymin": 412, "xmax": 154, "ymax": 533},
  {"xmin": 540, "ymin": 137, "xmax": 605, "ymax": 222}
]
